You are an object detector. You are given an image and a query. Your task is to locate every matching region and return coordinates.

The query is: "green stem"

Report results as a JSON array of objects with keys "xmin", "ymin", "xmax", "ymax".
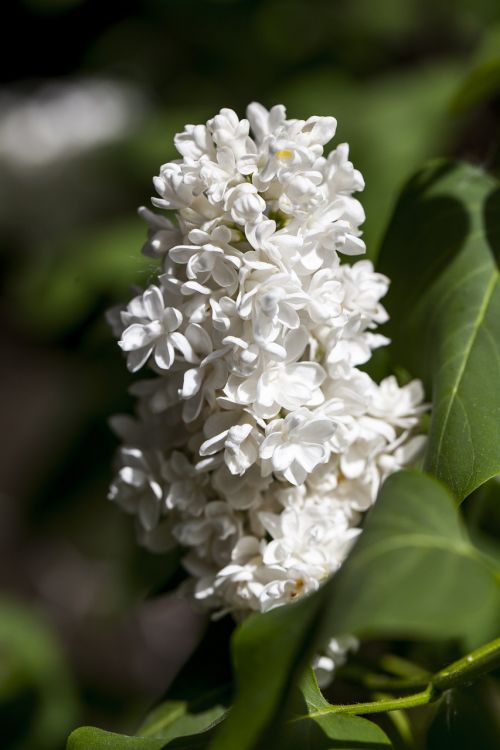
[
  {"xmin": 304, "ymin": 685, "xmax": 437, "ymax": 720},
  {"xmin": 301, "ymin": 636, "xmax": 500, "ymax": 721},
  {"xmin": 432, "ymin": 636, "xmax": 500, "ymax": 691}
]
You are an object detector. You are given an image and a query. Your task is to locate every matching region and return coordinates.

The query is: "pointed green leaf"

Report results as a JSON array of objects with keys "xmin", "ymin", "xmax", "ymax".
[
  {"xmin": 275, "ymin": 670, "xmax": 393, "ymax": 749},
  {"xmin": 326, "ymin": 471, "xmax": 500, "ymax": 642},
  {"xmin": 67, "ymin": 700, "xmax": 226, "ymax": 750},
  {"xmin": 139, "ymin": 701, "xmax": 226, "ymax": 745},
  {"xmin": 67, "ymin": 711, "xmax": 225, "ymax": 750},
  {"xmin": 67, "ymin": 726, "xmax": 166, "ymax": 750},
  {"xmin": 378, "ymin": 160, "xmax": 500, "ymax": 500}
]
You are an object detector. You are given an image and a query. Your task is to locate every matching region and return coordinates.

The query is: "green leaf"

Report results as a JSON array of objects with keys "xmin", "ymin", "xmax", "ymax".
[
  {"xmin": 209, "ymin": 583, "xmax": 327, "ymax": 750},
  {"xmin": 377, "ymin": 160, "xmax": 500, "ymax": 500},
  {"xmin": 139, "ymin": 702, "xmax": 186, "ymax": 735},
  {"xmin": 138, "ymin": 701, "xmax": 226, "ymax": 745},
  {"xmin": 67, "ymin": 707, "xmax": 227, "ymax": 750},
  {"xmin": 209, "ymin": 471, "xmax": 500, "ymax": 750},
  {"xmin": 67, "ymin": 710, "xmax": 226, "ymax": 750},
  {"xmin": 67, "ymin": 726, "xmax": 166, "ymax": 750},
  {"xmin": 163, "ymin": 726, "xmax": 220, "ymax": 749},
  {"xmin": 274, "ymin": 670, "xmax": 393, "ymax": 749},
  {"xmin": 324, "ymin": 471, "xmax": 500, "ymax": 643}
]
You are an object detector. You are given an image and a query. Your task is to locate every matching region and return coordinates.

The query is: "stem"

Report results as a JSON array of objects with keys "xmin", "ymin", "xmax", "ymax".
[
  {"xmin": 298, "ymin": 636, "xmax": 500, "ymax": 722},
  {"xmin": 304, "ymin": 685, "xmax": 437, "ymax": 719},
  {"xmin": 376, "ymin": 693, "xmax": 415, "ymax": 746},
  {"xmin": 432, "ymin": 636, "xmax": 500, "ymax": 691}
]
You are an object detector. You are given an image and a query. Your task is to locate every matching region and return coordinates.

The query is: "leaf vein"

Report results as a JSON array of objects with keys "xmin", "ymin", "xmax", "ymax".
[{"xmin": 433, "ymin": 271, "xmax": 499, "ymax": 476}]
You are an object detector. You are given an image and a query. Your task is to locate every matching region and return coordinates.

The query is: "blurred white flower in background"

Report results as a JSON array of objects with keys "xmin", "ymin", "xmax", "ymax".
[
  {"xmin": 108, "ymin": 102, "xmax": 428, "ymax": 678},
  {"xmin": 0, "ymin": 78, "xmax": 142, "ymax": 168}
]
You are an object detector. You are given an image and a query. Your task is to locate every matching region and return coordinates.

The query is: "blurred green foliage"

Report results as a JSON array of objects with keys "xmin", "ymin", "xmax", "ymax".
[{"xmin": 0, "ymin": 599, "xmax": 78, "ymax": 749}]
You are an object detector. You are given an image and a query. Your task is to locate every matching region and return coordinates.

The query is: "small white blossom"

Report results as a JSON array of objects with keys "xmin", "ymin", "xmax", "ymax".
[
  {"xmin": 109, "ymin": 446, "xmax": 165, "ymax": 531},
  {"xmin": 119, "ymin": 286, "xmax": 195, "ymax": 372},
  {"xmin": 225, "ymin": 183, "xmax": 266, "ymax": 226},
  {"xmin": 314, "ymin": 635, "xmax": 360, "ymax": 688},
  {"xmin": 260, "ymin": 408, "xmax": 336, "ymax": 485},
  {"xmin": 170, "ymin": 226, "xmax": 242, "ymax": 294}
]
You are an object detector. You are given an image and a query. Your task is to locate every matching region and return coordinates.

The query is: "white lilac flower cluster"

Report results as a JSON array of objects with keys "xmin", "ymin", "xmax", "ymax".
[{"xmin": 109, "ymin": 103, "xmax": 426, "ymax": 623}]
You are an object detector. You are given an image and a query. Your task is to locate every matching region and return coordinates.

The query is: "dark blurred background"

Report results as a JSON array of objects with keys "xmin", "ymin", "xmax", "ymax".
[{"xmin": 1, "ymin": 1, "xmax": 500, "ymax": 747}]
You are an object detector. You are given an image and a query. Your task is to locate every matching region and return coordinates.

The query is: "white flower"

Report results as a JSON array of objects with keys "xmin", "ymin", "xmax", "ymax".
[
  {"xmin": 174, "ymin": 122, "xmax": 215, "ymax": 161},
  {"xmin": 314, "ymin": 635, "xmax": 359, "ymax": 688},
  {"xmin": 153, "ymin": 162, "xmax": 195, "ymax": 210},
  {"xmin": 368, "ymin": 376, "xmax": 427, "ymax": 428},
  {"xmin": 225, "ymin": 182, "xmax": 266, "ymax": 226},
  {"xmin": 119, "ymin": 286, "xmax": 195, "ymax": 372},
  {"xmin": 260, "ymin": 408, "xmax": 336, "ymax": 485},
  {"xmin": 138, "ymin": 207, "xmax": 181, "ymax": 259},
  {"xmin": 340, "ymin": 260, "xmax": 389, "ymax": 324},
  {"xmin": 260, "ymin": 502, "xmax": 356, "ymax": 571},
  {"xmin": 181, "ymin": 354, "xmax": 228, "ymax": 423},
  {"xmin": 245, "ymin": 218, "xmax": 302, "ymax": 269},
  {"xmin": 246, "ymin": 102, "xmax": 286, "ymax": 145},
  {"xmin": 225, "ymin": 355, "xmax": 326, "ymax": 419},
  {"xmin": 108, "ymin": 102, "xmax": 428, "ymax": 624},
  {"xmin": 212, "ymin": 464, "xmax": 271, "ymax": 510},
  {"xmin": 170, "ymin": 225, "xmax": 242, "ymax": 293},
  {"xmin": 208, "ymin": 107, "xmax": 251, "ymax": 158},
  {"xmin": 109, "ymin": 447, "xmax": 166, "ymax": 534},
  {"xmin": 199, "ymin": 411, "xmax": 263, "ymax": 476},
  {"xmin": 175, "ymin": 501, "xmax": 242, "ymax": 569},
  {"xmin": 305, "ymin": 267, "xmax": 344, "ymax": 324},
  {"xmin": 237, "ymin": 269, "xmax": 307, "ymax": 351},
  {"xmin": 163, "ymin": 451, "xmax": 209, "ymax": 516}
]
